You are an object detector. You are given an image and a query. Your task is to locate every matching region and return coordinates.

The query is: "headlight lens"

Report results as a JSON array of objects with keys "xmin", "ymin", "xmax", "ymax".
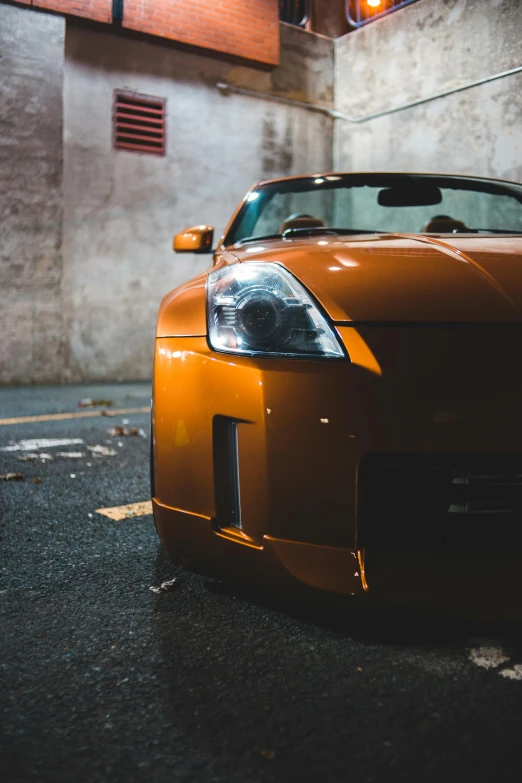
[{"xmin": 207, "ymin": 263, "xmax": 345, "ymax": 359}]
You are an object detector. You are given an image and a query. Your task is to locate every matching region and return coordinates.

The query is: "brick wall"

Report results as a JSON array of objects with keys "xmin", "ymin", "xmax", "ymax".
[
  {"xmin": 32, "ymin": 0, "xmax": 112, "ymax": 23},
  {"xmin": 123, "ymin": 0, "xmax": 279, "ymax": 65},
  {"xmin": 17, "ymin": 0, "xmax": 280, "ymax": 65}
]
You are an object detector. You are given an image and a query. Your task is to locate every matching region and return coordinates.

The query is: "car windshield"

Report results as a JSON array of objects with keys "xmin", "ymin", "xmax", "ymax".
[{"xmin": 224, "ymin": 174, "xmax": 522, "ymax": 246}]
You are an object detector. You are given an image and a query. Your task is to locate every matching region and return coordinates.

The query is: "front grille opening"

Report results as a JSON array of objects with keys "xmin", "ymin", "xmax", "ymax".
[
  {"xmin": 113, "ymin": 90, "xmax": 166, "ymax": 156},
  {"xmin": 358, "ymin": 453, "xmax": 522, "ymax": 555}
]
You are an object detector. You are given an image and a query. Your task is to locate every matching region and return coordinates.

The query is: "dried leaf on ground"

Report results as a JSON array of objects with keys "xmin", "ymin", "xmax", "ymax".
[
  {"xmin": 0, "ymin": 472, "xmax": 25, "ymax": 481},
  {"xmin": 87, "ymin": 445, "xmax": 117, "ymax": 457},
  {"xmin": 18, "ymin": 453, "xmax": 53, "ymax": 462},
  {"xmin": 96, "ymin": 500, "xmax": 152, "ymax": 521},
  {"xmin": 150, "ymin": 578, "xmax": 179, "ymax": 595},
  {"xmin": 78, "ymin": 398, "xmax": 114, "ymax": 408},
  {"xmin": 108, "ymin": 426, "xmax": 146, "ymax": 438},
  {"xmin": 33, "ymin": 477, "xmax": 41, "ymax": 485}
]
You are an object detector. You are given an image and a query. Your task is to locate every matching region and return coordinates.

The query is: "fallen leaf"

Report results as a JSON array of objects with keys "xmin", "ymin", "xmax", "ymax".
[
  {"xmin": 78, "ymin": 398, "xmax": 114, "ymax": 408},
  {"xmin": 108, "ymin": 426, "xmax": 126, "ymax": 436},
  {"xmin": 150, "ymin": 578, "xmax": 179, "ymax": 595},
  {"xmin": 87, "ymin": 445, "xmax": 117, "ymax": 457},
  {"xmin": 96, "ymin": 500, "xmax": 152, "ymax": 521},
  {"xmin": 260, "ymin": 750, "xmax": 275, "ymax": 760},
  {"xmin": 18, "ymin": 452, "xmax": 53, "ymax": 462},
  {"xmin": 108, "ymin": 426, "xmax": 146, "ymax": 438},
  {"xmin": 33, "ymin": 477, "xmax": 41, "ymax": 484},
  {"xmin": 0, "ymin": 472, "xmax": 24, "ymax": 481}
]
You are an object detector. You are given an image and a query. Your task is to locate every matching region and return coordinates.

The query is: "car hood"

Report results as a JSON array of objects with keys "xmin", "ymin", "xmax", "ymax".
[{"xmin": 230, "ymin": 234, "xmax": 522, "ymax": 323}]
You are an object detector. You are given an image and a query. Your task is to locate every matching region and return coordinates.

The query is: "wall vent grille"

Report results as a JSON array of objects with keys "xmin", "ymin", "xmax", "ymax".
[{"xmin": 113, "ymin": 91, "xmax": 166, "ymax": 156}]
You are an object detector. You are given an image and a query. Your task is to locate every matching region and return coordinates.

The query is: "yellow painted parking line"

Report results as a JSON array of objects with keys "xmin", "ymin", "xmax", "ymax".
[
  {"xmin": 0, "ymin": 406, "xmax": 150, "ymax": 426},
  {"xmin": 96, "ymin": 500, "xmax": 153, "ymax": 521}
]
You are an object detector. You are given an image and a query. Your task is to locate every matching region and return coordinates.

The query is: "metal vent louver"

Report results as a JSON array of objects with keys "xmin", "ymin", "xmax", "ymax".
[{"xmin": 113, "ymin": 90, "xmax": 166, "ymax": 156}]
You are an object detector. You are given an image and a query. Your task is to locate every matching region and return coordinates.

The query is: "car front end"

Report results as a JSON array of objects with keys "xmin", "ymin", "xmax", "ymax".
[{"xmin": 153, "ymin": 173, "xmax": 522, "ymax": 615}]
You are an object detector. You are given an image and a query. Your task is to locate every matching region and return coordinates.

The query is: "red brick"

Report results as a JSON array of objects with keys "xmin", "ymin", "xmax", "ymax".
[
  {"xmin": 123, "ymin": 0, "xmax": 279, "ymax": 66},
  {"xmin": 29, "ymin": 0, "xmax": 279, "ymax": 63},
  {"xmin": 32, "ymin": 0, "xmax": 112, "ymax": 24}
]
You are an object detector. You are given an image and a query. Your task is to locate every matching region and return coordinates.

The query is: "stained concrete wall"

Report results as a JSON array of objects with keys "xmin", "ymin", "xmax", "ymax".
[
  {"xmin": 334, "ymin": 0, "xmax": 522, "ymax": 181},
  {"xmin": 0, "ymin": 4, "xmax": 65, "ymax": 385},
  {"xmin": 0, "ymin": 7, "xmax": 333, "ymax": 385},
  {"xmin": 61, "ymin": 22, "xmax": 334, "ymax": 382}
]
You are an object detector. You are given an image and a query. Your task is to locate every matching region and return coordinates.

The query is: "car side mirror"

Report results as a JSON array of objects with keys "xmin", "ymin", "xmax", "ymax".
[{"xmin": 173, "ymin": 225, "xmax": 214, "ymax": 253}]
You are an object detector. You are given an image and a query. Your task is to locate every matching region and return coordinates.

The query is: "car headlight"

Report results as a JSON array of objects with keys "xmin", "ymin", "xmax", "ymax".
[{"xmin": 207, "ymin": 263, "xmax": 345, "ymax": 359}]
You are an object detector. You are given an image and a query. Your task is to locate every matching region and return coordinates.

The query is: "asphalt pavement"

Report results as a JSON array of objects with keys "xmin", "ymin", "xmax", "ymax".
[{"xmin": 1, "ymin": 382, "xmax": 522, "ymax": 783}]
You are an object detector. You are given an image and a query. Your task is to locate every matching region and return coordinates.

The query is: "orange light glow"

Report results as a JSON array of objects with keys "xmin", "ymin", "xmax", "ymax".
[{"xmin": 368, "ymin": 0, "xmax": 381, "ymax": 7}]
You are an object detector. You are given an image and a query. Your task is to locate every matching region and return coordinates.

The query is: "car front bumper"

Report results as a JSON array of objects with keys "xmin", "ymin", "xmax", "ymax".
[{"xmin": 153, "ymin": 326, "xmax": 522, "ymax": 610}]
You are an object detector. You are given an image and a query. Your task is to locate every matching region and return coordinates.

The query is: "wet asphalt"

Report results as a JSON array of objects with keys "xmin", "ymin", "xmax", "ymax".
[{"xmin": 1, "ymin": 382, "xmax": 522, "ymax": 783}]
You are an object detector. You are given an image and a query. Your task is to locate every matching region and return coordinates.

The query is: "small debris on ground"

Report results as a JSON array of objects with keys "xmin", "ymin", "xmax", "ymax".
[
  {"xmin": 467, "ymin": 645, "xmax": 510, "ymax": 670},
  {"xmin": 108, "ymin": 425, "xmax": 146, "ymax": 438},
  {"xmin": 78, "ymin": 398, "xmax": 114, "ymax": 408},
  {"xmin": 150, "ymin": 578, "xmax": 179, "ymax": 595},
  {"xmin": 260, "ymin": 750, "xmax": 276, "ymax": 760},
  {"xmin": 0, "ymin": 472, "xmax": 25, "ymax": 481},
  {"xmin": 55, "ymin": 452, "xmax": 86, "ymax": 459},
  {"xmin": 499, "ymin": 664, "xmax": 522, "ymax": 681},
  {"xmin": 33, "ymin": 477, "xmax": 41, "ymax": 485},
  {"xmin": 87, "ymin": 445, "xmax": 117, "ymax": 457},
  {"xmin": 96, "ymin": 500, "xmax": 153, "ymax": 521},
  {"xmin": 101, "ymin": 410, "xmax": 116, "ymax": 417},
  {"xmin": 18, "ymin": 453, "xmax": 53, "ymax": 462}
]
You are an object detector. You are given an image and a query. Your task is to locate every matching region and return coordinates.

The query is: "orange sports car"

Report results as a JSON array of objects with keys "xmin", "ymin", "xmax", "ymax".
[{"xmin": 152, "ymin": 172, "xmax": 522, "ymax": 613}]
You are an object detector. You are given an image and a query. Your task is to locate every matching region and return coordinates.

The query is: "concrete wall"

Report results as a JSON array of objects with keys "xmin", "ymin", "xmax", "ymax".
[
  {"xmin": 0, "ymin": 4, "xmax": 65, "ymax": 385},
  {"xmin": 334, "ymin": 0, "xmax": 522, "ymax": 181},
  {"xmin": 61, "ymin": 22, "xmax": 334, "ymax": 382}
]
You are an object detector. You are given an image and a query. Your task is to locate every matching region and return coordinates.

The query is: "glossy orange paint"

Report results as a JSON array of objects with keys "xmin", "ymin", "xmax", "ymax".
[
  {"xmin": 230, "ymin": 235, "xmax": 522, "ymax": 323},
  {"xmin": 153, "ymin": 173, "xmax": 522, "ymax": 612},
  {"xmin": 173, "ymin": 224, "xmax": 214, "ymax": 253}
]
